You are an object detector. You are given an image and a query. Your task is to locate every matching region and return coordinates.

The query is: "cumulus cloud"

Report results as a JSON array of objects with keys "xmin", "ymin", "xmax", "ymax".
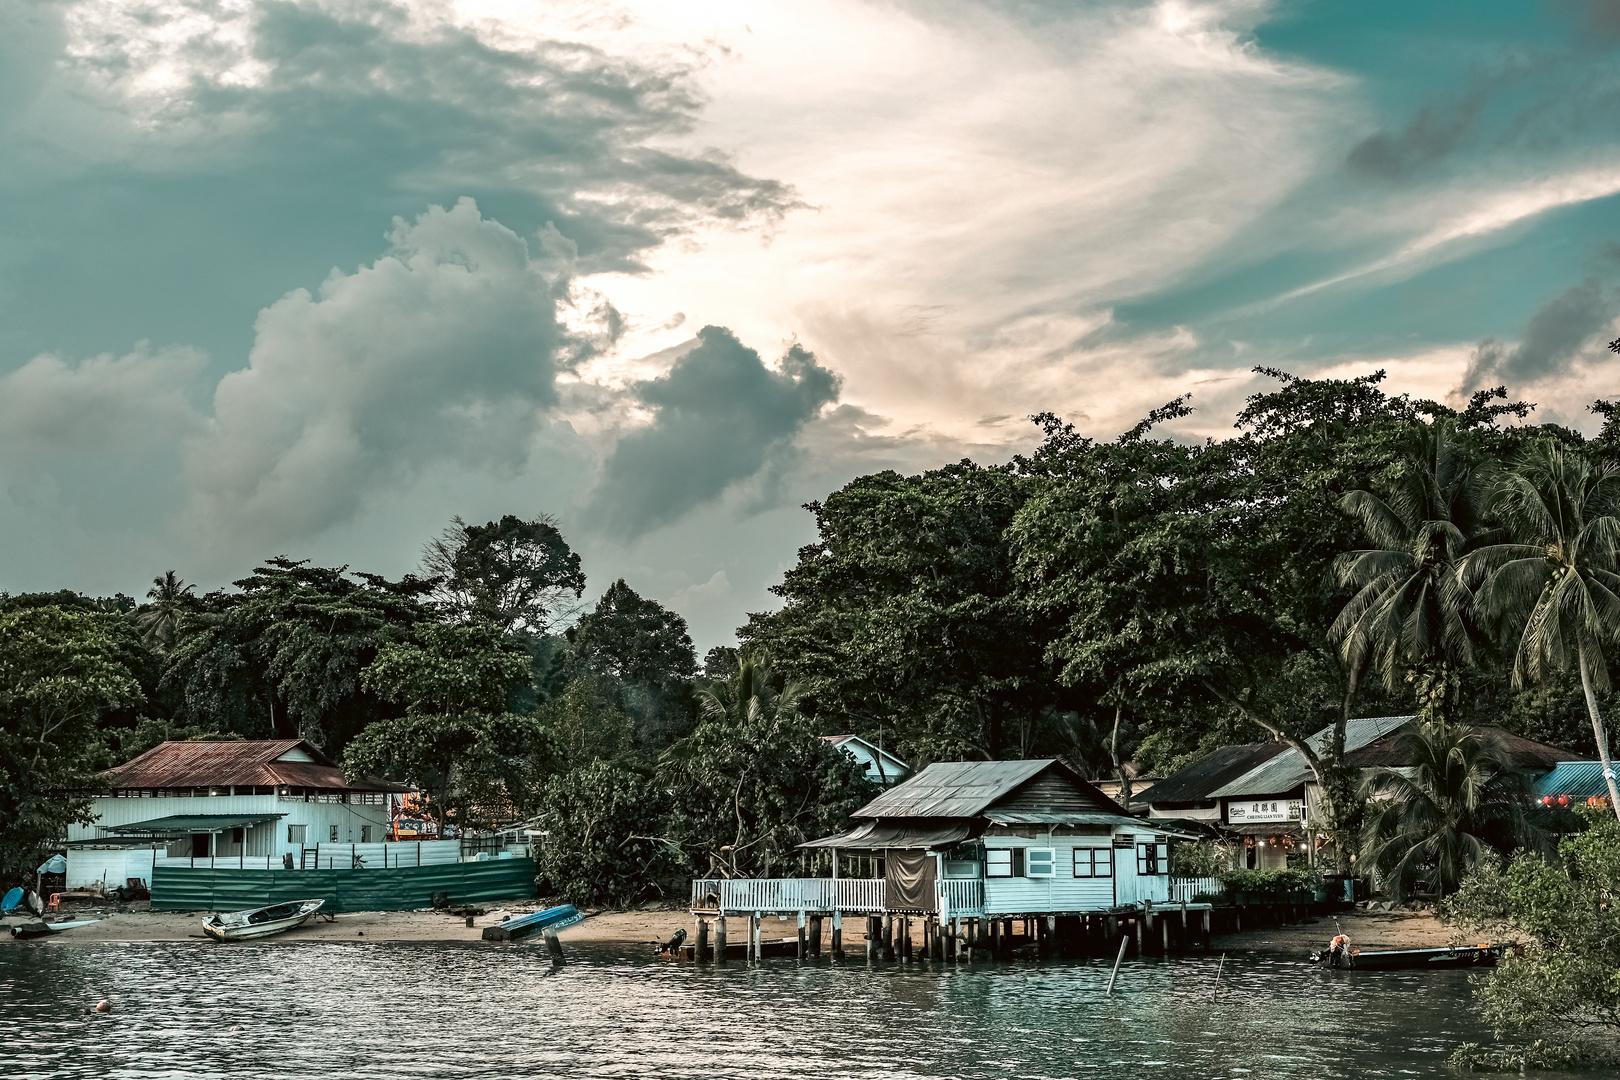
[
  {"xmin": 181, "ymin": 198, "xmax": 587, "ymax": 550},
  {"xmin": 589, "ymin": 325, "xmax": 840, "ymax": 536},
  {"xmin": 1460, "ymin": 278, "xmax": 1618, "ymax": 395}
]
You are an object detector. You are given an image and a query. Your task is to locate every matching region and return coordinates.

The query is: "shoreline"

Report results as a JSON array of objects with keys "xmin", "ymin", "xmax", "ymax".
[{"xmin": 4, "ymin": 904, "xmax": 1453, "ymax": 956}]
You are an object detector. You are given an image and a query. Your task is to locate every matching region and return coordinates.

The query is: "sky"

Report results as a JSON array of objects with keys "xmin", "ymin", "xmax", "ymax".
[{"xmin": 2, "ymin": 0, "xmax": 1619, "ymax": 652}]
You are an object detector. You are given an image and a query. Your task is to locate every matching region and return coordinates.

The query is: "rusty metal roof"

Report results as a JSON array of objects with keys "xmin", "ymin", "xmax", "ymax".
[
  {"xmin": 104, "ymin": 740, "xmax": 401, "ymax": 792},
  {"xmin": 853, "ymin": 759, "xmax": 1055, "ymax": 818},
  {"xmin": 1142, "ymin": 742, "xmax": 1291, "ymax": 805},
  {"xmin": 1346, "ymin": 725, "xmax": 1580, "ymax": 770}
]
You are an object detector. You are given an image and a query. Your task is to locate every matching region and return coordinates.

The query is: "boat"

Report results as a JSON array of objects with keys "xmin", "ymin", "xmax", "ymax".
[
  {"xmin": 10, "ymin": 919, "xmax": 99, "ymax": 940},
  {"xmin": 201, "ymin": 899, "xmax": 325, "ymax": 942},
  {"xmin": 480, "ymin": 904, "xmax": 583, "ymax": 941},
  {"xmin": 1310, "ymin": 944, "xmax": 1501, "ymax": 970}
]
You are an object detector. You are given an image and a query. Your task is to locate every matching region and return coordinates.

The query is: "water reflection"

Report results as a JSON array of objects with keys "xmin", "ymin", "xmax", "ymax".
[{"xmin": 0, "ymin": 942, "xmax": 1582, "ymax": 1079}]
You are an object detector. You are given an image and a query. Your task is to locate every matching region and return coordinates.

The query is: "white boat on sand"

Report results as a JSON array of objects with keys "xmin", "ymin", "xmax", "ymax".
[{"xmin": 202, "ymin": 899, "xmax": 325, "ymax": 942}]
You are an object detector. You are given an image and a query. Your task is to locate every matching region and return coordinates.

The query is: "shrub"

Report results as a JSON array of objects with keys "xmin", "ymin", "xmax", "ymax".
[{"xmin": 1217, "ymin": 867, "xmax": 1322, "ymax": 896}]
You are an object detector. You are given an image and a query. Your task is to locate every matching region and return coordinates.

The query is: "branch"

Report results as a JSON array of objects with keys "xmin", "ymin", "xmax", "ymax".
[{"xmin": 1200, "ymin": 677, "xmax": 1324, "ymax": 780}]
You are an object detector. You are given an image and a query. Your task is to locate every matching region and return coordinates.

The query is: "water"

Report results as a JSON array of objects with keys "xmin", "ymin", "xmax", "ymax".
[{"xmin": 0, "ymin": 942, "xmax": 1572, "ymax": 1079}]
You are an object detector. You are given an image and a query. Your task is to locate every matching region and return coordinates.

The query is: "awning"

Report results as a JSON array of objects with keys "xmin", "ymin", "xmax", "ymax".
[
  {"xmin": 799, "ymin": 820, "xmax": 978, "ymax": 851},
  {"xmin": 105, "ymin": 813, "xmax": 285, "ymax": 837},
  {"xmin": 1222, "ymin": 821, "xmax": 1305, "ymax": 836}
]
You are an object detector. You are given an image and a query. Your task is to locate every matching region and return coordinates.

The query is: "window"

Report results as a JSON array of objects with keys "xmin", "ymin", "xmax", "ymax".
[
  {"xmin": 1073, "ymin": 847, "xmax": 1112, "ymax": 878},
  {"xmin": 287, "ymin": 824, "xmax": 307, "ymax": 844},
  {"xmin": 360, "ymin": 825, "xmax": 374, "ymax": 843},
  {"xmin": 1026, "ymin": 848, "xmax": 1055, "ymax": 877},
  {"xmin": 986, "ymin": 849, "xmax": 1013, "ymax": 877},
  {"xmin": 1137, "ymin": 841, "xmax": 1168, "ymax": 876},
  {"xmin": 329, "ymin": 825, "xmax": 340, "ymax": 842},
  {"xmin": 230, "ymin": 828, "xmax": 244, "ymax": 846}
]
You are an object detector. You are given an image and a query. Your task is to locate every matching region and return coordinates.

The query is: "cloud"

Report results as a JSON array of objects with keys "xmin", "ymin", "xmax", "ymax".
[
  {"xmin": 1346, "ymin": 75, "xmax": 1505, "ymax": 180},
  {"xmin": 181, "ymin": 198, "xmax": 588, "ymax": 551},
  {"xmin": 1461, "ymin": 277, "xmax": 1617, "ymax": 395},
  {"xmin": 589, "ymin": 325, "xmax": 840, "ymax": 535}
]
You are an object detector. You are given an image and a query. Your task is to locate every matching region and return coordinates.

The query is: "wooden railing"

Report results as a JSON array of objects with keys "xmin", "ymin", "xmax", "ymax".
[
  {"xmin": 936, "ymin": 878, "xmax": 986, "ymax": 918},
  {"xmin": 1170, "ymin": 876, "xmax": 1222, "ymax": 903},
  {"xmin": 689, "ymin": 876, "xmax": 987, "ymax": 916}
]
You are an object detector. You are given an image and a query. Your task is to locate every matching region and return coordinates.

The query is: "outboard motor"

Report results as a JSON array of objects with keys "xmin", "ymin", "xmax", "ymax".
[{"xmin": 657, "ymin": 928, "xmax": 688, "ymax": 956}]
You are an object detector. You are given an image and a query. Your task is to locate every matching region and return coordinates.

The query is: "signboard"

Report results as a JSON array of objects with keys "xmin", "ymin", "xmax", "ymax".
[{"xmin": 1227, "ymin": 799, "xmax": 1303, "ymax": 825}]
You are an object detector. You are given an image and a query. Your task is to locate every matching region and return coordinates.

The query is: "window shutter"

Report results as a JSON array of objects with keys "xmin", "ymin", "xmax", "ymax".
[
  {"xmin": 1096, "ymin": 848, "xmax": 1112, "ymax": 877},
  {"xmin": 986, "ymin": 849, "xmax": 1013, "ymax": 877},
  {"xmin": 1027, "ymin": 848, "xmax": 1055, "ymax": 877},
  {"xmin": 1156, "ymin": 843, "xmax": 1169, "ymax": 874},
  {"xmin": 1137, "ymin": 844, "xmax": 1149, "ymax": 875}
]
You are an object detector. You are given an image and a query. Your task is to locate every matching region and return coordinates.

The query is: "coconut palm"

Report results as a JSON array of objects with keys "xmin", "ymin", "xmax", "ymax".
[
  {"xmin": 1359, "ymin": 722, "xmax": 1544, "ymax": 899},
  {"xmin": 1329, "ymin": 421, "xmax": 1479, "ymax": 706},
  {"xmin": 695, "ymin": 653, "xmax": 804, "ymax": 727},
  {"xmin": 136, "ymin": 571, "xmax": 196, "ymax": 653},
  {"xmin": 1462, "ymin": 441, "xmax": 1620, "ymax": 820}
]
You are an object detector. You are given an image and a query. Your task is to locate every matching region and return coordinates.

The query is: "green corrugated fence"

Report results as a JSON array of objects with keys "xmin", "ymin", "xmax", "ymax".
[{"xmin": 151, "ymin": 858, "xmax": 537, "ymax": 912}]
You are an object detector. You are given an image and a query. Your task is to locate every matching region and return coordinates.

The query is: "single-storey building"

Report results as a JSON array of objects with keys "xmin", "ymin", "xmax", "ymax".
[{"xmin": 64, "ymin": 739, "xmax": 412, "ymax": 890}]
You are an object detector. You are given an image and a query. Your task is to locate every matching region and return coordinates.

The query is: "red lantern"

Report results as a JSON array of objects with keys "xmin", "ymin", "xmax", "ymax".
[
  {"xmin": 1542, "ymin": 795, "xmax": 1555, "ymax": 807},
  {"xmin": 1557, "ymin": 794, "xmax": 1570, "ymax": 808}
]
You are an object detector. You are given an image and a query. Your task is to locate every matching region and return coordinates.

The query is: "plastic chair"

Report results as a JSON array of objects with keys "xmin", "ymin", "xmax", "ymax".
[{"xmin": 47, "ymin": 893, "xmax": 61, "ymax": 914}]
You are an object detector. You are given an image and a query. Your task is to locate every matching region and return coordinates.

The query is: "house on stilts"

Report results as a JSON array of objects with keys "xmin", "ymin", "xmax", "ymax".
[{"xmin": 689, "ymin": 758, "xmax": 1205, "ymax": 961}]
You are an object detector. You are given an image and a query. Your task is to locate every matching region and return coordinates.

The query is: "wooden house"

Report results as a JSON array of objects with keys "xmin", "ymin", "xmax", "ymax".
[{"xmin": 690, "ymin": 759, "xmax": 1189, "ymax": 960}]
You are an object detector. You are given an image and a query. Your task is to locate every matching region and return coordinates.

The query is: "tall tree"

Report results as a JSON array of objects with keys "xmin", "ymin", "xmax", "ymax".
[
  {"xmin": 1464, "ymin": 440, "xmax": 1620, "ymax": 819},
  {"xmin": 135, "ymin": 571, "xmax": 197, "ymax": 654},
  {"xmin": 564, "ymin": 579, "xmax": 698, "ymax": 747},
  {"xmin": 423, "ymin": 514, "xmax": 586, "ymax": 634},
  {"xmin": 0, "ymin": 607, "xmax": 145, "ymax": 880},
  {"xmin": 1329, "ymin": 420, "xmax": 1480, "ymax": 723}
]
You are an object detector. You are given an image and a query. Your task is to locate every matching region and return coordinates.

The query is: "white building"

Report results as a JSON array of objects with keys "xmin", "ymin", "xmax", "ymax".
[
  {"xmin": 64, "ymin": 739, "xmax": 408, "ymax": 890},
  {"xmin": 821, "ymin": 734, "xmax": 911, "ymax": 786}
]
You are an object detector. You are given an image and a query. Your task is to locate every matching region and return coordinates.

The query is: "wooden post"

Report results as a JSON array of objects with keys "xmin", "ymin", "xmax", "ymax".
[
  {"xmin": 831, "ymin": 911, "xmax": 843, "ymax": 958},
  {"xmin": 543, "ymin": 928, "xmax": 565, "ymax": 966},
  {"xmin": 1161, "ymin": 912, "xmax": 1171, "ymax": 956},
  {"xmin": 1180, "ymin": 902, "xmax": 1189, "ymax": 954},
  {"xmin": 797, "ymin": 911, "xmax": 807, "ymax": 960},
  {"xmin": 696, "ymin": 916, "xmax": 708, "ymax": 962},
  {"xmin": 866, "ymin": 917, "xmax": 878, "ymax": 959},
  {"xmin": 1202, "ymin": 907, "xmax": 1212, "ymax": 950},
  {"xmin": 715, "ymin": 915, "xmax": 728, "ymax": 964},
  {"xmin": 1133, "ymin": 914, "xmax": 1144, "ymax": 958},
  {"xmin": 810, "ymin": 914, "xmax": 823, "ymax": 956},
  {"xmin": 1045, "ymin": 916, "xmax": 1057, "ymax": 958}
]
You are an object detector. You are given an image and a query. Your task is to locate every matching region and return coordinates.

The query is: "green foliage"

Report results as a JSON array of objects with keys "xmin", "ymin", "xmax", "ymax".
[
  {"xmin": 1168, "ymin": 839, "xmax": 1226, "ymax": 878},
  {"xmin": 665, "ymin": 658, "xmax": 875, "ymax": 879},
  {"xmin": 422, "ymin": 514, "xmax": 586, "ymax": 634},
  {"xmin": 537, "ymin": 761, "xmax": 675, "ymax": 907},
  {"xmin": 564, "ymin": 579, "xmax": 697, "ymax": 747},
  {"xmin": 161, "ymin": 558, "xmax": 432, "ymax": 751},
  {"xmin": 1217, "ymin": 867, "xmax": 1322, "ymax": 896},
  {"xmin": 0, "ymin": 607, "xmax": 145, "ymax": 880},
  {"xmin": 539, "ymin": 673, "xmax": 635, "ymax": 766},
  {"xmin": 1444, "ymin": 811, "xmax": 1620, "ymax": 1039}
]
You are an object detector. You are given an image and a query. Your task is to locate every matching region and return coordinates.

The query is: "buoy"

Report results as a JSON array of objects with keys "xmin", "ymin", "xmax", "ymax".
[
  {"xmin": 357, "ymin": 931, "xmax": 363, "ymax": 937},
  {"xmin": 95, "ymin": 1000, "xmax": 110, "ymax": 1013}
]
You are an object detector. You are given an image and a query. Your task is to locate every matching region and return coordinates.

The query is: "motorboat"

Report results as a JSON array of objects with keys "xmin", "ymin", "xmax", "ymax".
[
  {"xmin": 202, "ymin": 899, "xmax": 325, "ymax": 942},
  {"xmin": 1310, "ymin": 943, "xmax": 1501, "ymax": 970},
  {"xmin": 479, "ymin": 904, "xmax": 583, "ymax": 941}
]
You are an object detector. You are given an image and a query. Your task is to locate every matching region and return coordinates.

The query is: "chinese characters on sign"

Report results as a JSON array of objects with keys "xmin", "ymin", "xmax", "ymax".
[{"xmin": 1226, "ymin": 799, "xmax": 1304, "ymax": 824}]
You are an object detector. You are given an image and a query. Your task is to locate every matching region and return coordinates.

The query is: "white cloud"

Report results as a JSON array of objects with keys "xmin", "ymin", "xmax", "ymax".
[{"xmin": 179, "ymin": 198, "xmax": 583, "ymax": 559}]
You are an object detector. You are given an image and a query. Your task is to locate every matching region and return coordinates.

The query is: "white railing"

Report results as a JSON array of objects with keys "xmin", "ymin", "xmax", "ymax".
[
  {"xmin": 691, "ymin": 877, "xmax": 888, "ymax": 914},
  {"xmin": 153, "ymin": 840, "xmax": 463, "ymax": 871},
  {"xmin": 1170, "ymin": 876, "xmax": 1223, "ymax": 903},
  {"xmin": 936, "ymin": 878, "xmax": 986, "ymax": 918}
]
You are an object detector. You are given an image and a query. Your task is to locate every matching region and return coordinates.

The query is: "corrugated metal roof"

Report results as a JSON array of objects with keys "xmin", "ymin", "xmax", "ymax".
[
  {"xmin": 1348, "ymin": 726, "xmax": 1581, "ymax": 770},
  {"xmin": 106, "ymin": 813, "xmax": 287, "ymax": 836},
  {"xmin": 853, "ymin": 759, "xmax": 1055, "ymax": 818},
  {"xmin": 1209, "ymin": 716, "xmax": 1414, "ymax": 799},
  {"xmin": 1142, "ymin": 742, "xmax": 1291, "ymax": 805},
  {"xmin": 104, "ymin": 740, "xmax": 402, "ymax": 792},
  {"xmin": 983, "ymin": 811, "xmax": 1138, "ymax": 827},
  {"xmin": 1530, "ymin": 761, "xmax": 1610, "ymax": 799}
]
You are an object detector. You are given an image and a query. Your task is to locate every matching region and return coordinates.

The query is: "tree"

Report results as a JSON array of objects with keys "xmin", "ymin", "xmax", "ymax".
[
  {"xmin": 135, "ymin": 571, "xmax": 197, "ymax": 654},
  {"xmin": 539, "ymin": 673, "xmax": 636, "ymax": 766},
  {"xmin": 161, "ymin": 558, "xmax": 431, "ymax": 751},
  {"xmin": 345, "ymin": 622, "xmax": 543, "ymax": 832},
  {"xmin": 1329, "ymin": 420, "xmax": 1479, "ymax": 722},
  {"xmin": 1445, "ymin": 810, "xmax": 1620, "ymax": 1043},
  {"xmin": 664, "ymin": 656, "xmax": 873, "ymax": 879},
  {"xmin": 0, "ymin": 607, "xmax": 145, "ymax": 880},
  {"xmin": 423, "ymin": 514, "xmax": 586, "ymax": 634},
  {"xmin": 1359, "ymin": 722, "xmax": 1544, "ymax": 899},
  {"xmin": 1464, "ymin": 441, "xmax": 1620, "ymax": 820},
  {"xmin": 536, "ymin": 761, "xmax": 675, "ymax": 906},
  {"xmin": 564, "ymin": 579, "xmax": 697, "ymax": 747}
]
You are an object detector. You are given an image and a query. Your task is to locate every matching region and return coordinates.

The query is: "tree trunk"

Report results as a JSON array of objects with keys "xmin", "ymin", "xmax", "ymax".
[
  {"xmin": 1578, "ymin": 643, "xmax": 1620, "ymax": 823},
  {"xmin": 1110, "ymin": 706, "xmax": 1132, "ymax": 811}
]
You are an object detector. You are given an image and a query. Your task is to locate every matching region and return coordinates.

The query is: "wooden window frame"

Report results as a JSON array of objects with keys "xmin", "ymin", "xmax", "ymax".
[
  {"xmin": 986, "ymin": 848, "xmax": 1013, "ymax": 877},
  {"xmin": 1026, "ymin": 847, "xmax": 1056, "ymax": 878}
]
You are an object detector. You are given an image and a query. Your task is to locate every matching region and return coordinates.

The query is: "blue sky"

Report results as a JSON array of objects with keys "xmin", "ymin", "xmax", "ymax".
[{"xmin": 2, "ymin": 0, "xmax": 1618, "ymax": 650}]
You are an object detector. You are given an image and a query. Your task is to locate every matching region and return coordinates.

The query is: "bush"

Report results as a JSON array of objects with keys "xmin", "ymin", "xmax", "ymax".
[
  {"xmin": 1217, "ymin": 867, "xmax": 1322, "ymax": 896},
  {"xmin": 537, "ymin": 761, "xmax": 676, "ymax": 907}
]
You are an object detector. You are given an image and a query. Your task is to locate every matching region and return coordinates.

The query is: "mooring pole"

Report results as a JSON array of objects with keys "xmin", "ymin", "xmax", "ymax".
[
  {"xmin": 543, "ymin": 928, "xmax": 565, "ymax": 967},
  {"xmin": 1212, "ymin": 952, "xmax": 1226, "ymax": 1001},
  {"xmin": 1106, "ymin": 932, "xmax": 1129, "ymax": 996}
]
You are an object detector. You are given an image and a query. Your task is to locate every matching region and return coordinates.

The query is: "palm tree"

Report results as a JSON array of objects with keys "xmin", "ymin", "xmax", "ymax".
[
  {"xmin": 1462, "ymin": 441, "xmax": 1620, "ymax": 820},
  {"xmin": 1329, "ymin": 421, "xmax": 1479, "ymax": 713},
  {"xmin": 136, "ymin": 571, "xmax": 196, "ymax": 653},
  {"xmin": 1359, "ymin": 722, "xmax": 1544, "ymax": 899},
  {"xmin": 695, "ymin": 653, "xmax": 804, "ymax": 727}
]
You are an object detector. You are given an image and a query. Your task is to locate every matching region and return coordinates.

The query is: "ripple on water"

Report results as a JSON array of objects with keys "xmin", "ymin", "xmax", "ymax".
[{"xmin": 0, "ymin": 943, "xmax": 1575, "ymax": 1080}]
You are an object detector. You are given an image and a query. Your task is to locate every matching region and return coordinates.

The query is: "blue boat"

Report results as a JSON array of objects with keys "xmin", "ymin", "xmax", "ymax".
[{"xmin": 481, "ymin": 904, "xmax": 583, "ymax": 942}]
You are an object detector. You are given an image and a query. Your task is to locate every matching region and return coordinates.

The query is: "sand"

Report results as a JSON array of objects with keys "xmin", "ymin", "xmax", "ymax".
[{"xmin": 4, "ymin": 900, "xmax": 1456, "ymax": 954}]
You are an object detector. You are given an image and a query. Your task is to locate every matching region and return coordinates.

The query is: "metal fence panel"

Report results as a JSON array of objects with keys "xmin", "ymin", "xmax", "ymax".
[{"xmin": 151, "ymin": 859, "xmax": 538, "ymax": 912}]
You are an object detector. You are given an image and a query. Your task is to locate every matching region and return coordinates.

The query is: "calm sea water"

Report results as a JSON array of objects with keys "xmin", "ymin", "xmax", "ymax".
[{"xmin": 0, "ymin": 941, "xmax": 1576, "ymax": 1079}]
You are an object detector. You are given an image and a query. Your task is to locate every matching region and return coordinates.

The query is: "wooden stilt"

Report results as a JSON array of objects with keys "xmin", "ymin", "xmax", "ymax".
[
  {"xmin": 810, "ymin": 914, "xmax": 823, "ymax": 956},
  {"xmin": 797, "ymin": 911, "xmax": 807, "ymax": 959},
  {"xmin": 716, "ymin": 915, "xmax": 728, "ymax": 963},
  {"xmin": 1161, "ymin": 913, "xmax": 1171, "ymax": 956},
  {"xmin": 831, "ymin": 911, "xmax": 843, "ymax": 958},
  {"xmin": 1202, "ymin": 908, "xmax": 1212, "ymax": 950},
  {"xmin": 696, "ymin": 916, "xmax": 709, "ymax": 962},
  {"xmin": 881, "ymin": 915, "xmax": 894, "ymax": 961},
  {"xmin": 866, "ymin": 916, "xmax": 878, "ymax": 959}
]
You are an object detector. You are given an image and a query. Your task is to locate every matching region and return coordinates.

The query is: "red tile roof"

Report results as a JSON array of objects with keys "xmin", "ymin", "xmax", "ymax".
[{"xmin": 105, "ymin": 740, "xmax": 402, "ymax": 792}]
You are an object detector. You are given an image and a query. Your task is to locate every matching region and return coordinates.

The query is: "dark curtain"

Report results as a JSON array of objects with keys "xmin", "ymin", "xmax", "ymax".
[{"xmin": 883, "ymin": 848, "xmax": 937, "ymax": 911}]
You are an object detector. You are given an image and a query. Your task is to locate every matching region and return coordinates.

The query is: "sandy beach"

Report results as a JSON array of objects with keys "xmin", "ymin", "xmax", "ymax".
[{"xmin": 4, "ymin": 900, "xmax": 1455, "ymax": 956}]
